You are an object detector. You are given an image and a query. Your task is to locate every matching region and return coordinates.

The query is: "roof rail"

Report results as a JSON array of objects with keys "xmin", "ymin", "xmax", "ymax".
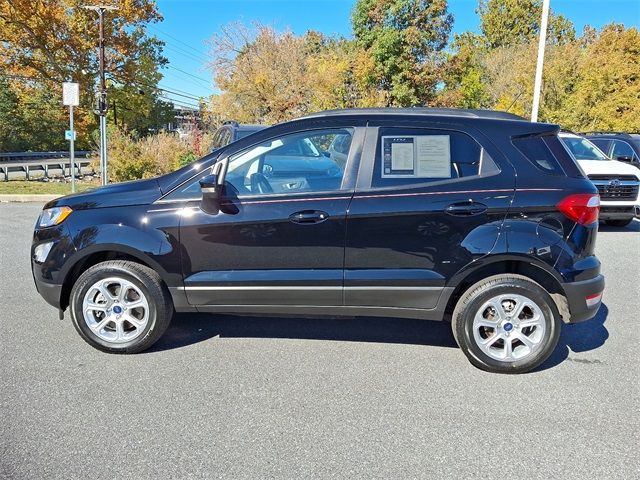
[
  {"xmin": 581, "ymin": 131, "xmax": 633, "ymax": 136},
  {"xmin": 300, "ymin": 107, "xmax": 526, "ymax": 121}
]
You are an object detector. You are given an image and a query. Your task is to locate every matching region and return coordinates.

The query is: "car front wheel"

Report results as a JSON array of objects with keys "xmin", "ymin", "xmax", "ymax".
[
  {"xmin": 452, "ymin": 274, "xmax": 561, "ymax": 374},
  {"xmin": 69, "ymin": 260, "xmax": 173, "ymax": 353}
]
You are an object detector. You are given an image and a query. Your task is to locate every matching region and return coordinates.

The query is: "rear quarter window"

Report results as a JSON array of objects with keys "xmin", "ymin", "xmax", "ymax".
[{"xmin": 513, "ymin": 135, "xmax": 584, "ymax": 178}]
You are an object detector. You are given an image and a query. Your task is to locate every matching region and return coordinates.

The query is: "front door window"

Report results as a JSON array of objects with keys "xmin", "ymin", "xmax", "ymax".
[{"xmin": 225, "ymin": 129, "xmax": 353, "ymax": 197}]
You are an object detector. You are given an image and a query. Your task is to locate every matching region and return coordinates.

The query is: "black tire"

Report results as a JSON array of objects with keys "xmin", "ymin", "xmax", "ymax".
[
  {"xmin": 604, "ymin": 219, "xmax": 633, "ymax": 227},
  {"xmin": 69, "ymin": 260, "xmax": 173, "ymax": 353},
  {"xmin": 451, "ymin": 274, "xmax": 561, "ymax": 374}
]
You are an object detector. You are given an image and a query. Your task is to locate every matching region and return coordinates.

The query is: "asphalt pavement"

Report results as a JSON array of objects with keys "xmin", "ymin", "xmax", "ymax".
[{"xmin": 1, "ymin": 202, "xmax": 639, "ymax": 479}]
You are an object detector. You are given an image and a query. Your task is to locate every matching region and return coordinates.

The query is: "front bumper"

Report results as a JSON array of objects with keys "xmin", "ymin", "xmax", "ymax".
[
  {"xmin": 31, "ymin": 224, "xmax": 75, "ymax": 310},
  {"xmin": 33, "ymin": 277, "xmax": 63, "ymax": 309},
  {"xmin": 599, "ymin": 205, "xmax": 640, "ymax": 220},
  {"xmin": 561, "ymin": 274, "xmax": 605, "ymax": 323}
]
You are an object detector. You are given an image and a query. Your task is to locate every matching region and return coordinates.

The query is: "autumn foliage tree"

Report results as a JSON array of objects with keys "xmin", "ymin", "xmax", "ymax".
[
  {"xmin": 439, "ymin": 2, "xmax": 639, "ymax": 132},
  {"xmin": 0, "ymin": 0, "xmax": 169, "ymax": 150},
  {"xmin": 206, "ymin": 23, "xmax": 382, "ymax": 125}
]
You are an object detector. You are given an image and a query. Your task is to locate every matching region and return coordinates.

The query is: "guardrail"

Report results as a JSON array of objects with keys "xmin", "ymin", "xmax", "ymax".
[{"xmin": 0, "ymin": 151, "xmax": 95, "ymax": 181}]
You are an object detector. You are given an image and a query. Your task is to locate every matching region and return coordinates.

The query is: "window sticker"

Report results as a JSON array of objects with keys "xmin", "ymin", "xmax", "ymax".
[
  {"xmin": 382, "ymin": 136, "xmax": 415, "ymax": 177},
  {"xmin": 416, "ymin": 135, "xmax": 451, "ymax": 178},
  {"xmin": 381, "ymin": 135, "xmax": 451, "ymax": 178}
]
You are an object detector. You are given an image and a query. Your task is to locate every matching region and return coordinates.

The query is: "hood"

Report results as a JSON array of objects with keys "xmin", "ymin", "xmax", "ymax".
[
  {"xmin": 44, "ymin": 178, "xmax": 162, "ymax": 211},
  {"xmin": 577, "ymin": 159, "xmax": 640, "ymax": 179}
]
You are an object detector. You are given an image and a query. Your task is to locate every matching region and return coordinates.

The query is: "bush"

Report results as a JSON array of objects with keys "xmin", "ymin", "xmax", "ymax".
[{"xmin": 104, "ymin": 129, "xmax": 199, "ymax": 182}]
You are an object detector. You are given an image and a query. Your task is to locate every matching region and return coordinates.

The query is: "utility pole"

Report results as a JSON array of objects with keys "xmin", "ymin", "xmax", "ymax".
[
  {"xmin": 531, "ymin": 0, "xmax": 550, "ymax": 122},
  {"xmin": 82, "ymin": 4, "xmax": 118, "ymax": 185}
]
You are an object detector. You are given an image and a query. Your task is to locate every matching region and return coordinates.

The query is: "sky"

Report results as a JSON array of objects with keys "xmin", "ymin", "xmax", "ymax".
[{"xmin": 152, "ymin": 0, "xmax": 640, "ymax": 107}]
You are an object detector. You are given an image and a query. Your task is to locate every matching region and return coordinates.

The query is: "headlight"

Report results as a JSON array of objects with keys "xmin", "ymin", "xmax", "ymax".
[{"xmin": 37, "ymin": 206, "xmax": 73, "ymax": 228}]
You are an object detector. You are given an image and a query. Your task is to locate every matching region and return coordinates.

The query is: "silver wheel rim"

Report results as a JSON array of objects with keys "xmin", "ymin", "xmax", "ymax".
[
  {"xmin": 472, "ymin": 293, "xmax": 546, "ymax": 363},
  {"xmin": 82, "ymin": 277, "xmax": 150, "ymax": 344}
]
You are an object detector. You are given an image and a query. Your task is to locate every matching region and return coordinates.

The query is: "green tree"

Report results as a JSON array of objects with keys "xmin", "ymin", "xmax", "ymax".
[
  {"xmin": 352, "ymin": 0, "xmax": 453, "ymax": 106},
  {"xmin": 478, "ymin": 0, "xmax": 575, "ymax": 48},
  {"xmin": 439, "ymin": 32, "xmax": 490, "ymax": 108}
]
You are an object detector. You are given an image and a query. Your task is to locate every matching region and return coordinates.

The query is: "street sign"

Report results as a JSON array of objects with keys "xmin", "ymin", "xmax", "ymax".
[
  {"xmin": 63, "ymin": 81, "xmax": 79, "ymax": 193},
  {"xmin": 62, "ymin": 82, "xmax": 79, "ymax": 106}
]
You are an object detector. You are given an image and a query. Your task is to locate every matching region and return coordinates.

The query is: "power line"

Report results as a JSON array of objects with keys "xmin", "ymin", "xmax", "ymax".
[
  {"xmin": 159, "ymin": 83, "xmax": 206, "ymax": 99},
  {"xmin": 148, "ymin": 24, "xmax": 209, "ymax": 59},
  {"xmin": 161, "ymin": 69, "xmax": 214, "ymax": 93},
  {"xmin": 165, "ymin": 65, "xmax": 211, "ymax": 86},
  {"xmin": 158, "ymin": 95, "xmax": 200, "ymax": 110},
  {"xmin": 107, "ymin": 76, "xmax": 205, "ymax": 102},
  {"xmin": 162, "ymin": 43, "xmax": 209, "ymax": 65}
]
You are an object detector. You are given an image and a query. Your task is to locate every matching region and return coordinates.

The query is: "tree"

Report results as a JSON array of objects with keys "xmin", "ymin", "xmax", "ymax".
[
  {"xmin": 567, "ymin": 25, "xmax": 640, "ymax": 132},
  {"xmin": 352, "ymin": 0, "xmax": 453, "ymax": 106},
  {"xmin": 207, "ymin": 23, "xmax": 382, "ymax": 125},
  {"xmin": 208, "ymin": 23, "xmax": 310, "ymax": 124},
  {"xmin": 439, "ymin": 32, "xmax": 491, "ymax": 108},
  {"xmin": 0, "ymin": 0, "xmax": 167, "ymax": 150},
  {"xmin": 478, "ymin": 0, "xmax": 575, "ymax": 48}
]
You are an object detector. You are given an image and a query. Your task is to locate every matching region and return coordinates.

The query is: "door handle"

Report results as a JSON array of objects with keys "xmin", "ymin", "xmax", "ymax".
[
  {"xmin": 445, "ymin": 201, "xmax": 488, "ymax": 216},
  {"xmin": 289, "ymin": 210, "xmax": 329, "ymax": 224}
]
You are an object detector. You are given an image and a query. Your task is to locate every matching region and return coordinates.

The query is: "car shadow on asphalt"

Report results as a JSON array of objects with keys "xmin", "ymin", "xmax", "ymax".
[
  {"xmin": 149, "ymin": 304, "xmax": 610, "ymax": 372},
  {"xmin": 148, "ymin": 313, "xmax": 459, "ymax": 352},
  {"xmin": 598, "ymin": 220, "xmax": 640, "ymax": 233},
  {"xmin": 536, "ymin": 303, "xmax": 610, "ymax": 372}
]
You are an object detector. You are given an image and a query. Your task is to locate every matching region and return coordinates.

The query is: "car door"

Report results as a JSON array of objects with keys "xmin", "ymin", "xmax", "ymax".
[
  {"xmin": 344, "ymin": 120, "xmax": 515, "ymax": 311},
  {"xmin": 175, "ymin": 125, "xmax": 364, "ymax": 307},
  {"xmin": 610, "ymin": 139, "xmax": 639, "ymax": 163}
]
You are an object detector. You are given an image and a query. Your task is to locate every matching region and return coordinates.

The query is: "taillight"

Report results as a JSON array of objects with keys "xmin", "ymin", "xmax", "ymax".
[{"xmin": 557, "ymin": 194, "xmax": 600, "ymax": 225}]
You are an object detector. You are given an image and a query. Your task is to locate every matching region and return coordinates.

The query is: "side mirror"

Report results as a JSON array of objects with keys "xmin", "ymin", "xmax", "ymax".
[
  {"xmin": 616, "ymin": 155, "xmax": 633, "ymax": 163},
  {"xmin": 199, "ymin": 158, "xmax": 229, "ymax": 215},
  {"xmin": 321, "ymin": 151, "xmax": 331, "ymax": 158},
  {"xmin": 199, "ymin": 174, "xmax": 222, "ymax": 214}
]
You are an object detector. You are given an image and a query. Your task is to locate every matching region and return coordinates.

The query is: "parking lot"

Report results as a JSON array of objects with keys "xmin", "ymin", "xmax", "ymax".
[{"xmin": 1, "ymin": 201, "xmax": 638, "ymax": 479}]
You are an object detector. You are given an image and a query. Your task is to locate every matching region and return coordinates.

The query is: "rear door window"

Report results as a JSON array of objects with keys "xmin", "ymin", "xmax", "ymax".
[{"xmin": 370, "ymin": 128, "xmax": 497, "ymax": 189}]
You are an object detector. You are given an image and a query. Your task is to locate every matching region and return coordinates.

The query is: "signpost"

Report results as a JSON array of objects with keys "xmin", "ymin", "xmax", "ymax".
[{"xmin": 63, "ymin": 82, "xmax": 80, "ymax": 193}]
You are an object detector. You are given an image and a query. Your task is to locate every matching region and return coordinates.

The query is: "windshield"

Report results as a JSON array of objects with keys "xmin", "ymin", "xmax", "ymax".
[{"xmin": 561, "ymin": 137, "xmax": 609, "ymax": 161}]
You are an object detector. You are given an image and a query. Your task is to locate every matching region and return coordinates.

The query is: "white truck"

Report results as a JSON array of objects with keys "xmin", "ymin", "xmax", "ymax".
[{"xmin": 560, "ymin": 132, "xmax": 640, "ymax": 227}]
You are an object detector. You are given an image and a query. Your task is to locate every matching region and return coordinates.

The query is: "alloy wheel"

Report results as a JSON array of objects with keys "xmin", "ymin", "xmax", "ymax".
[
  {"xmin": 82, "ymin": 277, "xmax": 150, "ymax": 344},
  {"xmin": 472, "ymin": 293, "xmax": 546, "ymax": 362}
]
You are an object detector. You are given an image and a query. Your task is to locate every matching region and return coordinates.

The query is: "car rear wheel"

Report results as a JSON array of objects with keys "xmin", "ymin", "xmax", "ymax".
[
  {"xmin": 604, "ymin": 219, "xmax": 633, "ymax": 227},
  {"xmin": 70, "ymin": 260, "xmax": 173, "ymax": 353},
  {"xmin": 452, "ymin": 274, "xmax": 561, "ymax": 374}
]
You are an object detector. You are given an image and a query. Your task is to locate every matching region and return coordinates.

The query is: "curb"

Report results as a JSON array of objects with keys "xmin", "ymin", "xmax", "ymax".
[{"xmin": 0, "ymin": 194, "xmax": 61, "ymax": 203}]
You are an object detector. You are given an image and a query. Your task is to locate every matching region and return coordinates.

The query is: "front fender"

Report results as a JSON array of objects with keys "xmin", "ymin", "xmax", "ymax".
[{"xmin": 63, "ymin": 205, "xmax": 183, "ymax": 288}]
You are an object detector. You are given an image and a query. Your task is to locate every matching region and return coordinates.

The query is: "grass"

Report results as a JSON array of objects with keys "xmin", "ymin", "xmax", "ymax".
[{"xmin": 0, "ymin": 180, "xmax": 100, "ymax": 195}]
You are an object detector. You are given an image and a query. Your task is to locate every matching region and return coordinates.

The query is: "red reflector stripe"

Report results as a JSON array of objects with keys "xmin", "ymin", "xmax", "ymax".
[{"xmin": 585, "ymin": 292, "xmax": 603, "ymax": 308}]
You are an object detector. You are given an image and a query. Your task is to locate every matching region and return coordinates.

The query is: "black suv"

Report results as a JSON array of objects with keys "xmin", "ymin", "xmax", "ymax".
[
  {"xmin": 584, "ymin": 132, "xmax": 640, "ymax": 170},
  {"xmin": 210, "ymin": 121, "xmax": 266, "ymax": 151},
  {"xmin": 32, "ymin": 108, "xmax": 604, "ymax": 374}
]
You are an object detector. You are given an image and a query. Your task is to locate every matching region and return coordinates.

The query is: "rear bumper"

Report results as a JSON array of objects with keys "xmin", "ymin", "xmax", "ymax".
[
  {"xmin": 599, "ymin": 205, "xmax": 640, "ymax": 220},
  {"xmin": 561, "ymin": 274, "xmax": 605, "ymax": 323}
]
